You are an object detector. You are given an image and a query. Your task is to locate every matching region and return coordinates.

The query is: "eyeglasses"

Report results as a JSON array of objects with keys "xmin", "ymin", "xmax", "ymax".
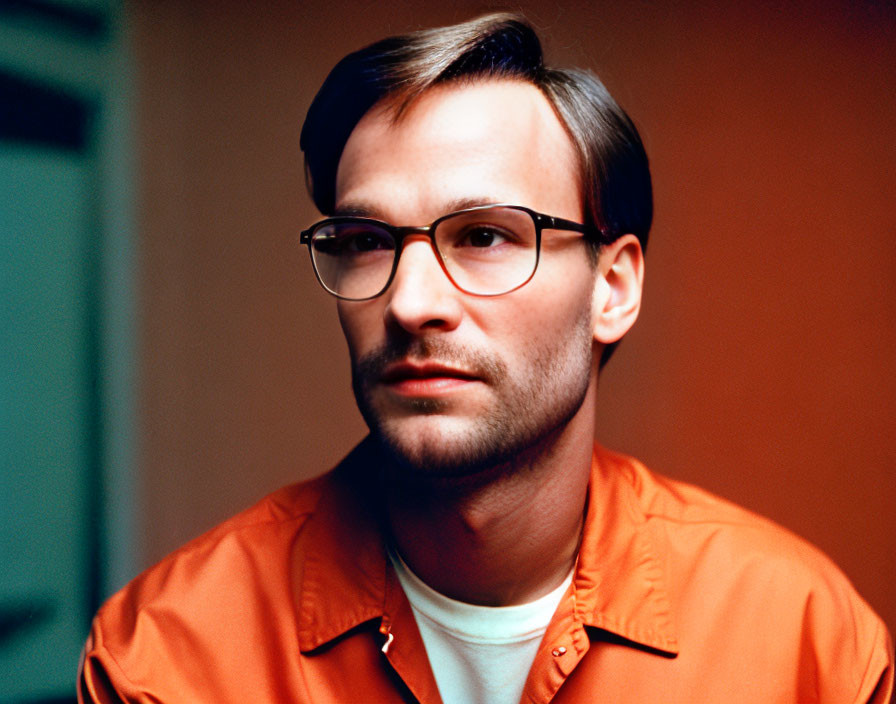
[{"xmin": 299, "ymin": 204, "xmax": 601, "ymax": 301}]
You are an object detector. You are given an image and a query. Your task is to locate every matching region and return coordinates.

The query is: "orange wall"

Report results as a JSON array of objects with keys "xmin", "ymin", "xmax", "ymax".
[{"xmin": 132, "ymin": 1, "xmax": 895, "ymax": 632}]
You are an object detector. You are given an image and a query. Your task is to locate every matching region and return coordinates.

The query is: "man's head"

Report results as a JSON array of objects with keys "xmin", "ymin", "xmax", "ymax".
[{"xmin": 300, "ymin": 14, "xmax": 649, "ymax": 477}]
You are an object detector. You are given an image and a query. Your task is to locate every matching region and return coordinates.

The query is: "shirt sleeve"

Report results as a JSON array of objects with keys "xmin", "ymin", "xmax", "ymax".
[
  {"xmin": 78, "ymin": 622, "xmax": 136, "ymax": 704},
  {"xmin": 857, "ymin": 619, "xmax": 894, "ymax": 704}
]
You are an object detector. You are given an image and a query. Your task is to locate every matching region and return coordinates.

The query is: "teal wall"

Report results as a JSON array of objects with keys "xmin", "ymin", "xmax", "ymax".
[{"xmin": 0, "ymin": 1, "xmax": 135, "ymax": 700}]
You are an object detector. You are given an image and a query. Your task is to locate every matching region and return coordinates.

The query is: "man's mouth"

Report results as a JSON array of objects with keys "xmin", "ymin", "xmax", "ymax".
[{"xmin": 379, "ymin": 361, "xmax": 482, "ymax": 396}]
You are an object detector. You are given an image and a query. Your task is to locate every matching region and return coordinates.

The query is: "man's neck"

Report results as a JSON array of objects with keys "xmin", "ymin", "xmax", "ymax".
[{"xmin": 383, "ymin": 410, "xmax": 594, "ymax": 607}]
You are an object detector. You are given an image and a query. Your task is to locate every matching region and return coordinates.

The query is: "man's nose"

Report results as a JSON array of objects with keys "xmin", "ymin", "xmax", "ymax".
[{"xmin": 383, "ymin": 236, "xmax": 463, "ymax": 334}]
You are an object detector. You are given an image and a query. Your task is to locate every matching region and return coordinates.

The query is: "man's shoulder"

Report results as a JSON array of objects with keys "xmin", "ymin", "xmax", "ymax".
[
  {"xmin": 599, "ymin": 445, "xmax": 843, "ymax": 571},
  {"xmin": 92, "ymin": 463, "xmax": 355, "ymax": 636},
  {"xmin": 597, "ymin": 447, "xmax": 892, "ymax": 698},
  {"xmin": 79, "ymin": 442, "xmax": 390, "ymax": 701},
  {"xmin": 98, "ymin": 471, "xmax": 330, "ymax": 611},
  {"xmin": 596, "ymin": 445, "xmax": 885, "ymax": 624}
]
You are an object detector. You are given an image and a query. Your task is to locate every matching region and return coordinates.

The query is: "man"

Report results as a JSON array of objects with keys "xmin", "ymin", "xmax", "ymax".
[{"xmin": 79, "ymin": 14, "xmax": 892, "ymax": 704}]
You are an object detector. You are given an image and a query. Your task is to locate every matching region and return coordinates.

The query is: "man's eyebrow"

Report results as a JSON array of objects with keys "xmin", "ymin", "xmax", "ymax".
[
  {"xmin": 333, "ymin": 197, "xmax": 503, "ymax": 221},
  {"xmin": 442, "ymin": 196, "xmax": 502, "ymax": 213},
  {"xmin": 332, "ymin": 202, "xmax": 378, "ymax": 218}
]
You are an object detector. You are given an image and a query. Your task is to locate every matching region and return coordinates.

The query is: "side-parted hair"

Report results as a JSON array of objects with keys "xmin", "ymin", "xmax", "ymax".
[{"xmin": 300, "ymin": 13, "xmax": 652, "ymax": 364}]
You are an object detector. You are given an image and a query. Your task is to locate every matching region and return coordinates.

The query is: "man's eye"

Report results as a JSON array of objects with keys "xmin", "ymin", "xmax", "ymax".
[
  {"xmin": 347, "ymin": 232, "xmax": 392, "ymax": 252},
  {"xmin": 459, "ymin": 226, "xmax": 511, "ymax": 248},
  {"xmin": 312, "ymin": 228, "xmax": 393, "ymax": 256}
]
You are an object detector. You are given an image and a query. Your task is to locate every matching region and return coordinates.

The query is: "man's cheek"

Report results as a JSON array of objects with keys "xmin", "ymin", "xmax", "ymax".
[{"xmin": 339, "ymin": 313, "xmax": 377, "ymax": 360}]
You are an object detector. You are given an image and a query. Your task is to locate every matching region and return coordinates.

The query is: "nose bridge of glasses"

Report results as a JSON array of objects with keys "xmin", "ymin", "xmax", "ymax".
[
  {"xmin": 393, "ymin": 224, "xmax": 435, "ymax": 249},
  {"xmin": 389, "ymin": 225, "xmax": 455, "ymax": 289},
  {"xmin": 392, "ymin": 225, "xmax": 443, "ymax": 266}
]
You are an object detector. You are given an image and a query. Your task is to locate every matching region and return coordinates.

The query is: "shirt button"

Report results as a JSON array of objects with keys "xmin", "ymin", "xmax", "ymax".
[{"xmin": 551, "ymin": 646, "xmax": 567, "ymax": 657}]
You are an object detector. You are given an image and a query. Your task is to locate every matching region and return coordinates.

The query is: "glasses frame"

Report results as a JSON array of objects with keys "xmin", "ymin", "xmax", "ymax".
[{"xmin": 299, "ymin": 203, "xmax": 602, "ymax": 301}]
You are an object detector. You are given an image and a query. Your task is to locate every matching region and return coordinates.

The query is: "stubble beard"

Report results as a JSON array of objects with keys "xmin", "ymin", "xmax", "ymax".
[{"xmin": 351, "ymin": 314, "xmax": 595, "ymax": 483}]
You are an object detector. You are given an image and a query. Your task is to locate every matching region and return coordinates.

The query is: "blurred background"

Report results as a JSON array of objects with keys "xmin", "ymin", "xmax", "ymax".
[{"xmin": 1, "ymin": 0, "xmax": 893, "ymax": 700}]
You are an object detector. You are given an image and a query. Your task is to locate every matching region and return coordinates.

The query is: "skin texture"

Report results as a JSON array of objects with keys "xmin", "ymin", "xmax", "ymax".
[{"xmin": 334, "ymin": 79, "xmax": 644, "ymax": 605}]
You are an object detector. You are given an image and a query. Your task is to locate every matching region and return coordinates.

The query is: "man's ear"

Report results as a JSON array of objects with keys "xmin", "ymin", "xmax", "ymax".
[{"xmin": 592, "ymin": 234, "xmax": 644, "ymax": 344}]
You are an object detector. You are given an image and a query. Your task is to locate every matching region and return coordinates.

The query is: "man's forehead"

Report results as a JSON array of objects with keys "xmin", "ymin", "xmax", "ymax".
[
  {"xmin": 333, "ymin": 79, "xmax": 581, "ymax": 222},
  {"xmin": 343, "ymin": 80, "xmax": 567, "ymax": 160}
]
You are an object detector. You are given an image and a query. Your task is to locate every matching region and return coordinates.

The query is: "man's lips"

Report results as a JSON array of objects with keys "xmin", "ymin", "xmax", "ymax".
[
  {"xmin": 381, "ymin": 361, "xmax": 480, "ymax": 383},
  {"xmin": 379, "ymin": 361, "xmax": 482, "ymax": 396}
]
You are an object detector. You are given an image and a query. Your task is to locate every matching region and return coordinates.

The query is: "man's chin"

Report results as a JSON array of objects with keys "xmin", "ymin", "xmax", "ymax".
[
  {"xmin": 368, "ymin": 417, "xmax": 510, "ymax": 480},
  {"xmin": 364, "ymin": 419, "xmax": 540, "ymax": 490}
]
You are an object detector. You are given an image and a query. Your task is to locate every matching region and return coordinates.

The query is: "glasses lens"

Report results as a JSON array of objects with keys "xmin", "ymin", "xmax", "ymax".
[
  {"xmin": 434, "ymin": 207, "xmax": 538, "ymax": 295},
  {"xmin": 310, "ymin": 221, "xmax": 396, "ymax": 299}
]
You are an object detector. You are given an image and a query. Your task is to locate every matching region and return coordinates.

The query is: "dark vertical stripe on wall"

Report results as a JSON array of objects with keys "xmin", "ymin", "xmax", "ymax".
[
  {"xmin": 0, "ymin": 69, "xmax": 89, "ymax": 151},
  {"xmin": 0, "ymin": 0, "xmax": 107, "ymax": 40}
]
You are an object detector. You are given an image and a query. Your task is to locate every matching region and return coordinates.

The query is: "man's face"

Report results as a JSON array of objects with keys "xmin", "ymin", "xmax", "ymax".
[{"xmin": 334, "ymin": 80, "xmax": 601, "ymax": 476}]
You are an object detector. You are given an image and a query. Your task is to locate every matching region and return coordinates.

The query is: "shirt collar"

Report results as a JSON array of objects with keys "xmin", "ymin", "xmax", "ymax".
[
  {"xmin": 295, "ymin": 439, "xmax": 388, "ymax": 652},
  {"xmin": 295, "ymin": 440, "xmax": 679, "ymax": 656},
  {"xmin": 574, "ymin": 445, "xmax": 679, "ymax": 655}
]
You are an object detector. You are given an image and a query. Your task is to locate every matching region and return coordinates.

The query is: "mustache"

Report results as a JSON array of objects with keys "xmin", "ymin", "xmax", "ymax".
[{"xmin": 354, "ymin": 337, "xmax": 507, "ymax": 385}]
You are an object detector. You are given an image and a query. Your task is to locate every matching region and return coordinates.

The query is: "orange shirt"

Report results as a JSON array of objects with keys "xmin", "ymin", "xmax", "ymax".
[{"xmin": 79, "ymin": 441, "xmax": 893, "ymax": 703}]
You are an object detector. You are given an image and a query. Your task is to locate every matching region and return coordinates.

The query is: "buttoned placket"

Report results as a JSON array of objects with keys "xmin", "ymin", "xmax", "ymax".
[
  {"xmin": 515, "ymin": 580, "xmax": 591, "ymax": 703},
  {"xmin": 377, "ymin": 560, "xmax": 445, "ymax": 704}
]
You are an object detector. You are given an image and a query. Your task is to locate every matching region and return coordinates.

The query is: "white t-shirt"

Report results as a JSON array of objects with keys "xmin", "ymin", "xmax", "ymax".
[{"xmin": 389, "ymin": 549, "xmax": 574, "ymax": 704}]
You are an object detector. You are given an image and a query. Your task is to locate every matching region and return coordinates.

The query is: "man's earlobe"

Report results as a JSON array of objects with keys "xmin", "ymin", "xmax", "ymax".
[{"xmin": 592, "ymin": 234, "xmax": 644, "ymax": 344}]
